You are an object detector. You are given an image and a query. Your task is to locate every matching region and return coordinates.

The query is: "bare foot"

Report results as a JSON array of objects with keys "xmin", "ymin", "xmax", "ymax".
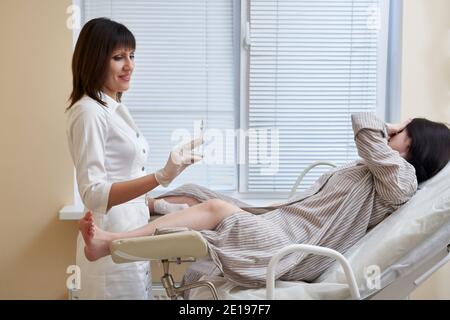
[
  {"xmin": 78, "ymin": 211, "xmax": 95, "ymax": 246},
  {"xmin": 78, "ymin": 211, "xmax": 114, "ymax": 262}
]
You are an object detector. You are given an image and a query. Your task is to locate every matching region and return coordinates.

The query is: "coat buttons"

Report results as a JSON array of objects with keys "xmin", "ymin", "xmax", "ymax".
[
  {"xmin": 142, "ymin": 167, "xmax": 145, "ymax": 171},
  {"xmin": 136, "ymin": 132, "xmax": 140, "ymax": 138}
]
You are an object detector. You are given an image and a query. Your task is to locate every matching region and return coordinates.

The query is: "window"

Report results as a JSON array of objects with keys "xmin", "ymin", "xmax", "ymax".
[
  {"xmin": 241, "ymin": 0, "xmax": 390, "ymax": 192},
  {"xmin": 75, "ymin": 0, "xmax": 391, "ymax": 195}
]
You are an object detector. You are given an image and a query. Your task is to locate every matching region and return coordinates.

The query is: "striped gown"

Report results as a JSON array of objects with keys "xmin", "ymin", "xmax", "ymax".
[{"xmin": 157, "ymin": 113, "xmax": 418, "ymax": 288}]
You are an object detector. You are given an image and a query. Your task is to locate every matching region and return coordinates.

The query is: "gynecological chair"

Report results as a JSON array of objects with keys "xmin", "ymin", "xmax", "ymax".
[{"xmin": 110, "ymin": 161, "xmax": 450, "ymax": 300}]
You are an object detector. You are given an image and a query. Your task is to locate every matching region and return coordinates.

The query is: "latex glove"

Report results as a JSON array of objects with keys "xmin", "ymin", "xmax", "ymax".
[
  {"xmin": 385, "ymin": 118, "xmax": 413, "ymax": 138},
  {"xmin": 154, "ymin": 137, "xmax": 204, "ymax": 187}
]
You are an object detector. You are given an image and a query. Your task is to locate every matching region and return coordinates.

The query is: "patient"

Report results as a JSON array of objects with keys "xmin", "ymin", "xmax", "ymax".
[{"xmin": 79, "ymin": 113, "xmax": 450, "ymax": 288}]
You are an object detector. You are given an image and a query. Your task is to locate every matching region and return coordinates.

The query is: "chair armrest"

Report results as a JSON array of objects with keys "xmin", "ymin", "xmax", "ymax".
[
  {"xmin": 110, "ymin": 230, "xmax": 209, "ymax": 264},
  {"xmin": 266, "ymin": 244, "xmax": 360, "ymax": 300},
  {"xmin": 289, "ymin": 161, "xmax": 337, "ymax": 198}
]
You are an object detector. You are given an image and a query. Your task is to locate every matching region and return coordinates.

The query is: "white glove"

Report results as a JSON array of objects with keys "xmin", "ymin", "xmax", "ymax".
[{"xmin": 154, "ymin": 137, "xmax": 204, "ymax": 187}]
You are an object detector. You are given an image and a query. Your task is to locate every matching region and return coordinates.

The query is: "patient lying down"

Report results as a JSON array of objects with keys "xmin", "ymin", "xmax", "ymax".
[{"xmin": 80, "ymin": 113, "xmax": 450, "ymax": 287}]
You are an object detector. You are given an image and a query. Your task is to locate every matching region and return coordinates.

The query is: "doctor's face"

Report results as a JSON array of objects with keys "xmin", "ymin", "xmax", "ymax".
[{"xmin": 102, "ymin": 47, "xmax": 135, "ymax": 100}]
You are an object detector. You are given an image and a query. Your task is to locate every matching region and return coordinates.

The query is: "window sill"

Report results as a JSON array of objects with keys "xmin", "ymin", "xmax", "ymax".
[{"xmin": 59, "ymin": 205, "xmax": 85, "ymax": 220}]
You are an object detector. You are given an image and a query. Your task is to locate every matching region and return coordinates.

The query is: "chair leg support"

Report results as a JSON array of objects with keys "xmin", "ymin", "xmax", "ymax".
[
  {"xmin": 160, "ymin": 259, "xmax": 219, "ymax": 300},
  {"xmin": 175, "ymin": 280, "xmax": 219, "ymax": 300}
]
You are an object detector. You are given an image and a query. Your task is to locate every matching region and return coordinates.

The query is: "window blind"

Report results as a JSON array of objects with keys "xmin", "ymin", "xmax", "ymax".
[
  {"xmin": 247, "ymin": 0, "xmax": 388, "ymax": 192},
  {"xmin": 82, "ymin": 0, "xmax": 237, "ymax": 190}
]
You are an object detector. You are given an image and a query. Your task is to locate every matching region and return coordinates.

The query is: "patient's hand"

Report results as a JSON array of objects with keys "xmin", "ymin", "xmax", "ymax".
[{"xmin": 386, "ymin": 118, "xmax": 413, "ymax": 138}]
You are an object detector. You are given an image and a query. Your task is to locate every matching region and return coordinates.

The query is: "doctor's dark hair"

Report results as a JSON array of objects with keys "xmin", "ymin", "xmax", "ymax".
[
  {"xmin": 67, "ymin": 17, "xmax": 135, "ymax": 110},
  {"xmin": 405, "ymin": 118, "xmax": 450, "ymax": 183}
]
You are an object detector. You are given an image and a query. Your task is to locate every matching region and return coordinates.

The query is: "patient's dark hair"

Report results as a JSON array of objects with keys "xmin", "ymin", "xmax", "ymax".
[
  {"xmin": 67, "ymin": 17, "xmax": 136, "ymax": 110},
  {"xmin": 406, "ymin": 119, "xmax": 450, "ymax": 183}
]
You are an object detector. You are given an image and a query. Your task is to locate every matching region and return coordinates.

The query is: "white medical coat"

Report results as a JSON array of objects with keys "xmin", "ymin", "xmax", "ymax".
[{"xmin": 66, "ymin": 93, "xmax": 152, "ymax": 299}]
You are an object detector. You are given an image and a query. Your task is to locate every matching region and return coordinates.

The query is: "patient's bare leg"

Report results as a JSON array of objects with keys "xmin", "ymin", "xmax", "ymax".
[{"xmin": 81, "ymin": 199, "xmax": 244, "ymax": 261}]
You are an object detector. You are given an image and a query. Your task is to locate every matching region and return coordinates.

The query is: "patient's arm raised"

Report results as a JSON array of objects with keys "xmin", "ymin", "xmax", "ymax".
[{"xmin": 351, "ymin": 113, "xmax": 417, "ymax": 206}]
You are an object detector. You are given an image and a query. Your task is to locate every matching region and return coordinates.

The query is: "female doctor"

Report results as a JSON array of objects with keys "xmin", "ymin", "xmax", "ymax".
[{"xmin": 66, "ymin": 18, "xmax": 202, "ymax": 299}]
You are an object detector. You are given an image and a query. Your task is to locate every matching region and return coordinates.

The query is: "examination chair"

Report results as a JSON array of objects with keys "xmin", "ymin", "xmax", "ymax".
[{"xmin": 110, "ymin": 161, "xmax": 450, "ymax": 300}]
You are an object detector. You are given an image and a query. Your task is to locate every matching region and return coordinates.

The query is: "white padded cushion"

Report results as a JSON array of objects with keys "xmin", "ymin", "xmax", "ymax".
[{"xmin": 110, "ymin": 230, "xmax": 209, "ymax": 263}]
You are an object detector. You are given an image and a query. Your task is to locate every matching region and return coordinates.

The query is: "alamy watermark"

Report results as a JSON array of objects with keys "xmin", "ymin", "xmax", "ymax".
[
  {"xmin": 364, "ymin": 264, "xmax": 381, "ymax": 290},
  {"xmin": 66, "ymin": 265, "xmax": 81, "ymax": 291},
  {"xmin": 66, "ymin": 4, "xmax": 81, "ymax": 30},
  {"xmin": 367, "ymin": 4, "xmax": 381, "ymax": 31},
  {"xmin": 170, "ymin": 121, "xmax": 280, "ymax": 175}
]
